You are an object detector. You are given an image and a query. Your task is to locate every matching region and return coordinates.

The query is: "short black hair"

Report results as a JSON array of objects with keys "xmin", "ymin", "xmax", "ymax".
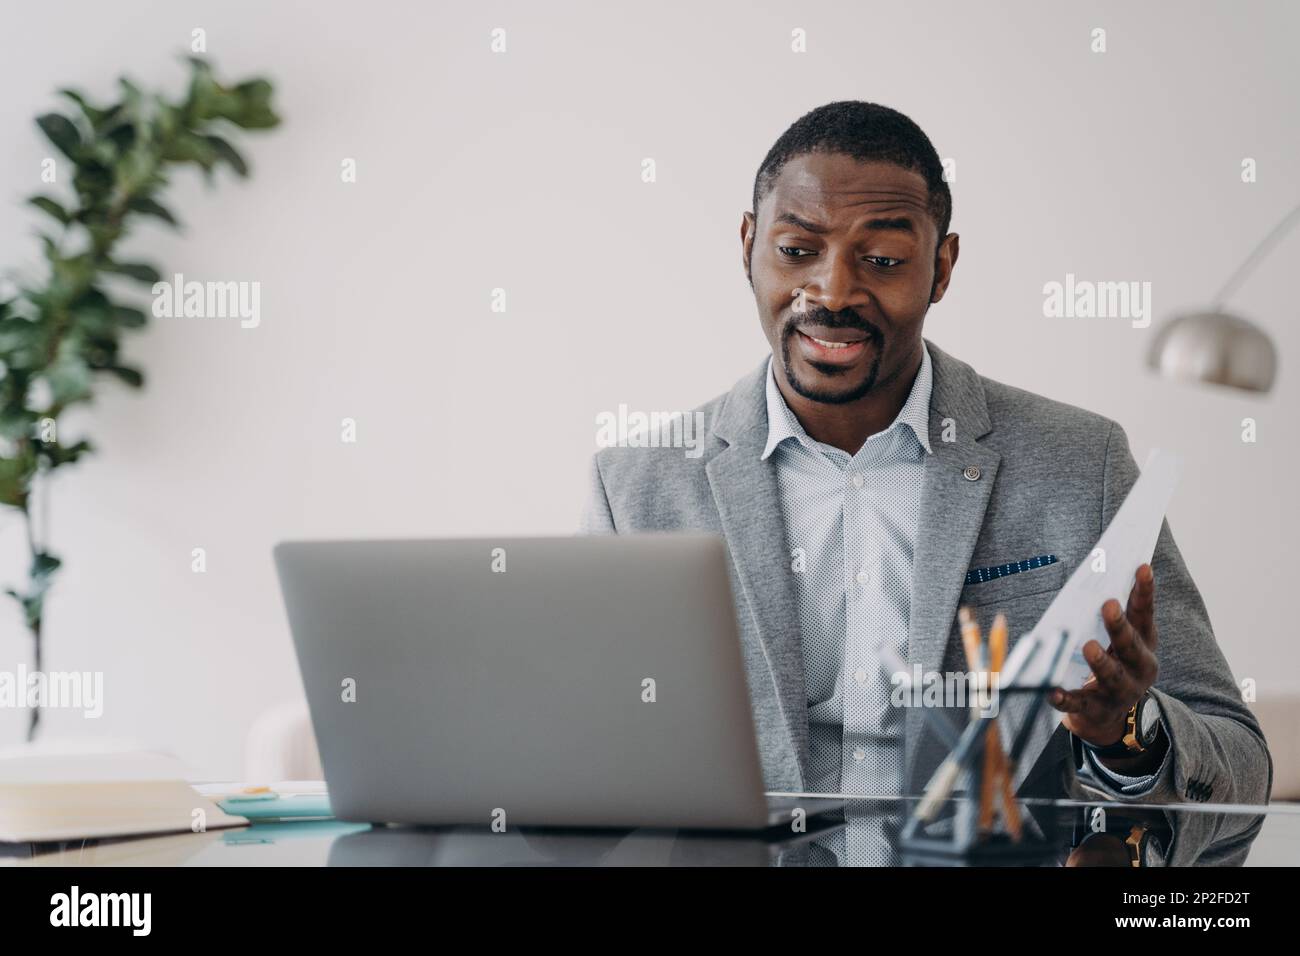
[{"xmin": 752, "ymin": 100, "xmax": 952, "ymax": 241}]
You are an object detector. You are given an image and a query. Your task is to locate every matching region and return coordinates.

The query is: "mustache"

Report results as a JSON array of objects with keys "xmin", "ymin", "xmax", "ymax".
[{"xmin": 785, "ymin": 307, "xmax": 882, "ymax": 340}]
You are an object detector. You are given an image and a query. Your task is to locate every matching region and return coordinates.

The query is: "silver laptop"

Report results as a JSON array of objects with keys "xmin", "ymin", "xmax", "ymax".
[{"xmin": 274, "ymin": 533, "xmax": 842, "ymax": 830}]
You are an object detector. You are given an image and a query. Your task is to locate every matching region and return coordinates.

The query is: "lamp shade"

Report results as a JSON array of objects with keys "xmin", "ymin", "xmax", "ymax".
[{"xmin": 1146, "ymin": 311, "xmax": 1277, "ymax": 393}]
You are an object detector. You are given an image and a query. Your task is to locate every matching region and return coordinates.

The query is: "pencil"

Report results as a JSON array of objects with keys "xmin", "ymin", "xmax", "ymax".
[
  {"xmin": 914, "ymin": 608, "xmax": 984, "ymax": 823},
  {"xmin": 987, "ymin": 613, "xmax": 1024, "ymax": 839},
  {"xmin": 960, "ymin": 608, "xmax": 999, "ymax": 830},
  {"xmin": 977, "ymin": 616, "xmax": 998, "ymax": 832}
]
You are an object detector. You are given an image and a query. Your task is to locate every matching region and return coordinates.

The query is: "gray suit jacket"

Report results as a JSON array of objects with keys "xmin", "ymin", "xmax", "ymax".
[{"xmin": 581, "ymin": 340, "xmax": 1271, "ymax": 856}]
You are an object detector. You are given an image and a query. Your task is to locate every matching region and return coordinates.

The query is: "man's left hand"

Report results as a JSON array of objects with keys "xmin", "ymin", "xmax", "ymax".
[{"xmin": 1049, "ymin": 563, "xmax": 1159, "ymax": 752}]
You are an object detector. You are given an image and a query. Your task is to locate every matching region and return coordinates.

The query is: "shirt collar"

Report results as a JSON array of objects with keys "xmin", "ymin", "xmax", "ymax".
[{"xmin": 761, "ymin": 342, "xmax": 934, "ymax": 460}]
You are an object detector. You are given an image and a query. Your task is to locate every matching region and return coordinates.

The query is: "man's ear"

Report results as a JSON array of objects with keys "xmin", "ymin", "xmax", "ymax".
[
  {"xmin": 930, "ymin": 232, "xmax": 960, "ymax": 303},
  {"xmin": 741, "ymin": 211, "xmax": 756, "ymax": 288}
]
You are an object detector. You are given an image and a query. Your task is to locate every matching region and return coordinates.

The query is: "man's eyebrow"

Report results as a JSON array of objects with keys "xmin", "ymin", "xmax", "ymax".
[
  {"xmin": 864, "ymin": 216, "xmax": 917, "ymax": 234},
  {"xmin": 772, "ymin": 212, "xmax": 918, "ymax": 235},
  {"xmin": 773, "ymin": 211, "xmax": 828, "ymax": 233}
]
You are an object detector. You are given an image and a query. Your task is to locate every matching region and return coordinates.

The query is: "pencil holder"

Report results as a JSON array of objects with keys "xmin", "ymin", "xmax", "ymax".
[{"xmin": 899, "ymin": 610, "xmax": 1068, "ymax": 864}]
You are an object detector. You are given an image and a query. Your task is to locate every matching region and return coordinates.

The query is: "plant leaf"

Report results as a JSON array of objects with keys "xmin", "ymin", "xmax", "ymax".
[
  {"xmin": 231, "ymin": 79, "xmax": 280, "ymax": 129},
  {"xmin": 111, "ymin": 305, "xmax": 148, "ymax": 328},
  {"xmin": 58, "ymin": 88, "xmax": 107, "ymax": 126},
  {"xmin": 204, "ymin": 135, "xmax": 248, "ymax": 176},
  {"xmin": 70, "ymin": 289, "xmax": 116, "ymax": 333},
  {"xmin": 0, "ymin": 454, "xmax": 36, "ymax": 507},
  {"xmin": 127, "ymin": 195, "xmax": 179, "ymax": 226},
  {"xmin": 107, "ymin": 365, "xmax": 144, "ymax": 388},
  {"xmin": 102, "ymin": 261, "xmax": 162, "ymax": 284},
  {"xmin": 36, "ymin": 113, "xmax": 83, "ymax": 160},
  {"xmin": 28, "ymin": 195, "xmax": 72, "ymax": 224},
  {"xmin": 162, "ymin": 131, "xmax": 217, "ymax": 168},
  {"xmin": 40, "ymin": 439, "xmax": 94, "ymax": 467},
  {"xmin": 6, "ymin": 590, "xmax": 44, "ymax": 630},
  {"xmin": 49, "ymin": 252, "xmax": 96, "ymax": 300},
  {"xmin": 0, "ymin": 410, "xmax": 38, "ymax": 442},
  {"xmin": 43, "ymin": 351, "xmax": 94, "ymax": 405},
  {"xmin": 31, "ymin": 552, "xmax": 62, "ymax": 585}
]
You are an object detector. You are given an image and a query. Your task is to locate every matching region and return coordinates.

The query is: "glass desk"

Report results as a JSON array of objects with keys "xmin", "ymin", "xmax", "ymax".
[{"xmin": 5, "ymin": 794, "xmax": 1296, "ymax": 867}]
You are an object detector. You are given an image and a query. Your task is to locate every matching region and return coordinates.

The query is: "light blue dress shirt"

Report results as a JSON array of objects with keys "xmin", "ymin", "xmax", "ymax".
[
  {"xmin": 761, "ymin": 344, "xmax": 1164, "ymax": 865},
  {"xmin": 763, "ymin": 346, "xmax": 933, "ymax": 865}
]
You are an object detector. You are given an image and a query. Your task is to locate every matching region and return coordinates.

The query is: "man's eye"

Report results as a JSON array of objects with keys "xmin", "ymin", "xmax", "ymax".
[
  {"xmin": 778, "ymin": 246, "xmax": 814, "ymax": 258},
  {"xmin": 865, "ymin": 256, "xmax": 904, "ymax": 268}
]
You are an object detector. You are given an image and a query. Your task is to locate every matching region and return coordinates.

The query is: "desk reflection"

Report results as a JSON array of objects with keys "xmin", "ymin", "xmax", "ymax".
[
  {"xmin": 320, "ymin": 796, "xmax": 1268, "ymax": 868},
  {"xmin": 8, "ymin": 795, "xmax": 1277, "ymax": 867}
]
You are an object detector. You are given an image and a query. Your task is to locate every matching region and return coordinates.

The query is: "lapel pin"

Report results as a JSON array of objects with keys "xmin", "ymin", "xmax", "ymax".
[{"xmin": 963, "ymin": 465, "xmax": 981, "ymax": 481}]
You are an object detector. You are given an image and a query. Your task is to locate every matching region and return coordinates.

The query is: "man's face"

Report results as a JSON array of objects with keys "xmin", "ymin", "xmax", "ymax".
[{"xmin": 741, "ymin": 152, "xmax": 958, "ymax": 404}]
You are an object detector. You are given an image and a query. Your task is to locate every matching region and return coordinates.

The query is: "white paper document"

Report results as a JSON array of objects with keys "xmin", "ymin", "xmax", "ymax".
[{"xmin": 999, "ymin": 448, "xmax": 1181, "ymax": 693}]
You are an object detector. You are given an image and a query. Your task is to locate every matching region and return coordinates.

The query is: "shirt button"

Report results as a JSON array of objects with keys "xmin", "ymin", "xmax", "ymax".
[
  {"xmin": 850, "ymin": 472, "xmax": 865, "ymax": 488},
  {"xmin": 852, "ymin": 748, "xmax": 866, "ymax": 762},
  {"xmin": 854, "ymin": 668, "xmax": 868, "ymax": 686},
  {"xmin": 856, "ymin": 571, "xmax": 870, "ymax": 586}
]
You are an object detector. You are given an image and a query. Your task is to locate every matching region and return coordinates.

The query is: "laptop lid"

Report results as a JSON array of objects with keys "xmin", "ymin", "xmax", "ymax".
[{"xmin": 274, "ymin": 534, "xmax": 771, "ymax": 829}]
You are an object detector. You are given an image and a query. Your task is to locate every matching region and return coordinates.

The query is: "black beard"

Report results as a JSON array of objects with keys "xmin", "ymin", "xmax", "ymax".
[{"xmin": 779, "ymin": 326, "xmax": 884, "ymax": 405}]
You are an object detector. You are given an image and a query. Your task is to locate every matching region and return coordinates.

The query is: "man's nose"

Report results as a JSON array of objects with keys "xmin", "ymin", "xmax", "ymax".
[{"xmin": 799, "ymin": 248, "xmax": 871, "ymax": 314}]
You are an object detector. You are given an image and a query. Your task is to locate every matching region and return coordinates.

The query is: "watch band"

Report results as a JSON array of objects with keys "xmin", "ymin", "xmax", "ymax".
[
  {"xmin": 1084, "ymin": 694, "xmax": 1148, "ymax": 758},
  {"xmin": 1125, "ymin": 823, "xmax": 1149, "ymax": 867},
  {"xmin": 1073, "ymin": 808, "xmax": 1168, "ymax": 866}
]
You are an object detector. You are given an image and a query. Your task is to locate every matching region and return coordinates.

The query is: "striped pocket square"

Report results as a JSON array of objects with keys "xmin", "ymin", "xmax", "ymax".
[{"xmin": 964, "ymin": 554, "xmax": 1058, "ymax": 587}]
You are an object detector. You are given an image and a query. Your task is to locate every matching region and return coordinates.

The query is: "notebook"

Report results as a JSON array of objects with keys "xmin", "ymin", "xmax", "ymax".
[{"xmin": 0, "ymin": 750, "xmax": 248, "ymax": 843}]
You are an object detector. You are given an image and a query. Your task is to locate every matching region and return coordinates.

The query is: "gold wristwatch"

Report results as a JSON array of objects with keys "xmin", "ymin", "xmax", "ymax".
[{"xmin": 1086, "ymin": 691, "xmax": 1164, "ymax": 758}]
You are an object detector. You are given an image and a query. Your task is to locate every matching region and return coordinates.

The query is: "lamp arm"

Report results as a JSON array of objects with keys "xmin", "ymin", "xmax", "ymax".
[{"xmin": 1212, "ymin": 200, "xmax": 1300, "ymax": 309}]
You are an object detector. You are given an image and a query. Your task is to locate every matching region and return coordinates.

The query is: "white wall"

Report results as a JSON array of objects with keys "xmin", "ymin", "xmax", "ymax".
[{"xmin": 0, "ymin": 0, "xmax": 1296, "ymax": 776}]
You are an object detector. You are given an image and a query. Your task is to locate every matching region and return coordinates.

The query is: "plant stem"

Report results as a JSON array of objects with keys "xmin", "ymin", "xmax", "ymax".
[
  {"xmin": 20, "ymin": 500, "xmax": 42, "ymax": 742},
  {"xmin": 27, "ymin": 614, "xmax": 41, "ymax": 742}
]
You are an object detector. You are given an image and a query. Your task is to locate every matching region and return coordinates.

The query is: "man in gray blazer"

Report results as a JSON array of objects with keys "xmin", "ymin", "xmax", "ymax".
[{"xmin": 580, "ymin": 102, "xmax": 1271, "ymax": 851}]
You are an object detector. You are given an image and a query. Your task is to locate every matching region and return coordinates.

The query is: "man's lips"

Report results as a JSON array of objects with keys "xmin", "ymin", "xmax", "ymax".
[
  {"xmin": 796, "ymin": 325, "xmax": 869, "ymax": 345},
  {"xmin": 792, "ymin": 327, "xmax": 873, "ymax": 365}
]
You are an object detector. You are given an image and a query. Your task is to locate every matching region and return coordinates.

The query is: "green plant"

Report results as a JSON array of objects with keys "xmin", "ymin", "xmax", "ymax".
[{"xmin": 0, "ymin": 57, "xmax": 280, "ymax": 740}]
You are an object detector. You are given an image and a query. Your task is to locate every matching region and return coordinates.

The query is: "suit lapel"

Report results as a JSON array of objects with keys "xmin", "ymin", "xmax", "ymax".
[
  {"xmin": 706, "ymin": 364, "xmax": 809, "ymax": 790},
  {"xmin": 904, "ymin": 342, "xmax": 1002, "ymax": 792}
]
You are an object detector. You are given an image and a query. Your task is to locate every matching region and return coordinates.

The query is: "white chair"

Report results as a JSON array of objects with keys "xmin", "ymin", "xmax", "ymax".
[{"xmin": 242, "ymin": 698, "xmax": 323, "ymax": 782}]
